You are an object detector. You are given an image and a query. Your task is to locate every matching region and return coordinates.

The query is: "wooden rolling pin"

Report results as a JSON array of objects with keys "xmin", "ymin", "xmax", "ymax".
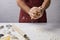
[{"xmin": 12, "ymin": 25, "xmax": 30, "ymax": 40}]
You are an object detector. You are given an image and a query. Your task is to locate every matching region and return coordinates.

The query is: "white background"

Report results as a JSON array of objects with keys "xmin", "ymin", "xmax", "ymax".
[{"xmin": 0, "ymin": 0, "xmax": 60, "ymax": 23}]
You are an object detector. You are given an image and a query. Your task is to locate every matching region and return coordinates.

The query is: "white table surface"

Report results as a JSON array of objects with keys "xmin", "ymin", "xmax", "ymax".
[{"xmin": 0, "ymin": 23, "xmax": 60, "ymax": 40}]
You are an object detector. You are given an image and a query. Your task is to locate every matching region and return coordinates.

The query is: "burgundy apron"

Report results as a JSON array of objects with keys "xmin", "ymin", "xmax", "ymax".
[{"xmin": 19, "ymin": 0, "xmax": 47, "ymax": 23}]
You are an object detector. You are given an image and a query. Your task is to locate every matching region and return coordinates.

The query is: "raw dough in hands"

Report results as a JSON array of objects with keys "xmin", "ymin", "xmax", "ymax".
[{"xmin": 28, "ymin": 7, "xmax": 44, "ymax": 19}]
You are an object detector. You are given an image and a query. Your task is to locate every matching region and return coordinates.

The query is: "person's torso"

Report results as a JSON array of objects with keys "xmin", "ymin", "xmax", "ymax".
[{"xmin": 19, "ymin": 0, "xmax": 47, "ymax": 23}]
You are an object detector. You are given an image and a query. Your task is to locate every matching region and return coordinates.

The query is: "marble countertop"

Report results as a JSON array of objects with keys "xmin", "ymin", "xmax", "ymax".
[{"xmin": 0, "ymin": 23, "xmax": 60, "ymax": 40}]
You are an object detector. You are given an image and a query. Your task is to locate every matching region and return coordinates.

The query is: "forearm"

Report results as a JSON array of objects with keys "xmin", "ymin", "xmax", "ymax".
[
  {"xmin": 16, "ymin": 0, "xmax": 30, "ymax": 13},
  {"xmin": 40, "ymin": 0, "xmax": 51, "ymax": 10}
]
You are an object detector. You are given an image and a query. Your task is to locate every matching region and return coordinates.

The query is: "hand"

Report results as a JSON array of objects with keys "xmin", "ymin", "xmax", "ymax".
[
  {"xmin": 29, "ymin": 7, "xmax": 41, "ymax": 19},
  {"xmin": 28, "ymin": 7, "xmax": 38, "ymax": 19},
  {"xmin": 28, "ymin": 7, "xmax": 44, "ymax": 20}
]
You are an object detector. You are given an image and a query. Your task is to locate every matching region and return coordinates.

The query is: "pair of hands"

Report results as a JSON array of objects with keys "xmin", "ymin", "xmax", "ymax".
[{"xmin": 28, "ymin": 7, "xmax": 44, "ymax": 20}]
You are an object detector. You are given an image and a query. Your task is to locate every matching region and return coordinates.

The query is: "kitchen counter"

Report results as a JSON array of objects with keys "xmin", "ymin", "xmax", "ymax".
[{"xmin": 0, "ymin": 23, "xmax": 60, "ymax": 40}]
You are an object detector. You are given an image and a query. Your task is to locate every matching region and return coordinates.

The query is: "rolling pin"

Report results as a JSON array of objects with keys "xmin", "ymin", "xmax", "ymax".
[{"xmin": 12, "ymin": 25, "xmax": 30, "ymax": 40}]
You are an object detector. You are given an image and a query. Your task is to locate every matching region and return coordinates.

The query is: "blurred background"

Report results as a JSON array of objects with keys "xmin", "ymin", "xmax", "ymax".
[{"xmin": 0, "ymin": 0, "xmax": 60, "ymax": 23}]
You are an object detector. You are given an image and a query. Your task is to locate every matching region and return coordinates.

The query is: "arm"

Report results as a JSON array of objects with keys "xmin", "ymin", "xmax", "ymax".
[
  {"xmin": 16, "ymin": 0, "xmax": 30, "ymax": 13},
  {"xmin": 40, "ymin": 0, "xmax": 51, "ymax": 10}
]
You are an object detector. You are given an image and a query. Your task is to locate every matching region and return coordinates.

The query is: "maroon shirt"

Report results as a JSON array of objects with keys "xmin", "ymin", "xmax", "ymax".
[{"xmin": 19, "ymin": 0, "xmax": 47, "ymax": 23}]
